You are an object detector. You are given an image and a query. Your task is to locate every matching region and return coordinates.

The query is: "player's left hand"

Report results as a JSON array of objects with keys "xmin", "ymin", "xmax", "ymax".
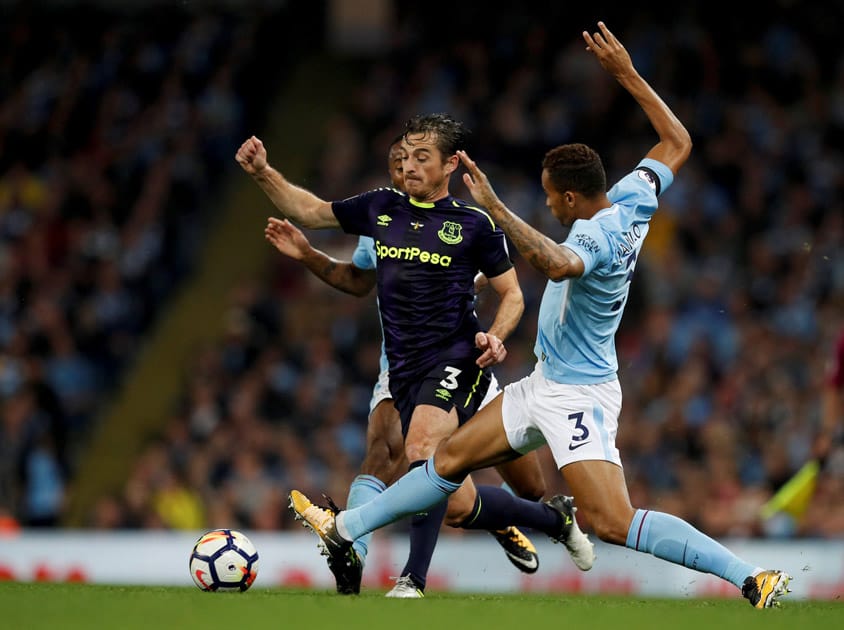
[
  {"xmin": 265, "ymin": 217, "xmax": 312, "ymax": 260},
  {"xmin": 475, "ymin": 331, "xmax": 507, "ymax": 367},
  {"xmin": 458, "ymin": 150, "xmax": 502, "ymax": 212}
]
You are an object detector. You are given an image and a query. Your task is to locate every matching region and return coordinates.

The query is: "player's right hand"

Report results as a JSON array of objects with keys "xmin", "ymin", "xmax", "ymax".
[{"xmin": 236, "ymin": 135, "xmax": 268, "ymax": 174}]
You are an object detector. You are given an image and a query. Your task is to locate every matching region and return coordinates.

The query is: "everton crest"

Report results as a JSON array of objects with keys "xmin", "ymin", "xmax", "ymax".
[{"xmin": 437, "ymin": 220, "xmax": 463, "ymax": 245}]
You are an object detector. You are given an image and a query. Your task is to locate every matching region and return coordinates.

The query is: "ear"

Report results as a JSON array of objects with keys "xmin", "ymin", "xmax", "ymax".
[
  {"xmin": 444, "ymin": 154, "xmax": 459, "ymax": 175},
  {"xmin": 565, "ymin": 191, "xmax": 576, "ymax": 207}
]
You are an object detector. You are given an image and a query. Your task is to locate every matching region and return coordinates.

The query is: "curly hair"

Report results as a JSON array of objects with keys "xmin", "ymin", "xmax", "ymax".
[
  {"xmin": 541, "ymin": 143, "xmax": 606, "ymax": 198},
  {"xmin": 403, "ymin": 113, "xmax": 469, "ymax": 159}
]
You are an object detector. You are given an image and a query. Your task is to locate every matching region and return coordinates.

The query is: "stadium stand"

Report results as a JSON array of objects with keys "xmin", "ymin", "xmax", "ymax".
[{"xmin": 3, "ymin": 3, "xmax": 842, "ymax": 539}]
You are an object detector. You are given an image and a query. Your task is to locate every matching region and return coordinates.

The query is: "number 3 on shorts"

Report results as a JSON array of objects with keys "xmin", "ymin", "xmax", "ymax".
[
  {"xmin": 439, "ymin": 366, "xmax": 462, "ymax": 390},
  {"xmin": 568, "ymin": 411, "xmax": 591, "ymax": 449}
]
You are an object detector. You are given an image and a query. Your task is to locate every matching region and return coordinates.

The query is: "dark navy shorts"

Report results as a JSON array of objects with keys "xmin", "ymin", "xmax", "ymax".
[{"xmin": 390, "ymin": 356, "xmax": 492, "ymax": 436}]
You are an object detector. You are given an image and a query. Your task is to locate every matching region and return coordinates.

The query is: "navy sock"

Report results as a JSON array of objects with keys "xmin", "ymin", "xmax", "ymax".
[
  {"xmin": 400, "ymin": 460, "xmax": 448, "ymax": 591},
  {"xmin": 460, "ymin": 485, "xmax": 561, "ymax": 534}
]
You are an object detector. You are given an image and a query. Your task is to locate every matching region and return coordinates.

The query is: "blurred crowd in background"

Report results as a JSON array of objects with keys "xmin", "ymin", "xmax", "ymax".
[{"xmin": 1, "ymin": 2, "xmax": 843, "ymax": 541}]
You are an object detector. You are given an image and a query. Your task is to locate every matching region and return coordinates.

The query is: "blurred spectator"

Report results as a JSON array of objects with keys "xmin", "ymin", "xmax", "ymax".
[
  {"xmin": 6, "ymin": 3, "xmax": 842, "ymax": 538},
  {"xmin": 0, "ymin": 2, "xmax": 302, "ymax": 527}
]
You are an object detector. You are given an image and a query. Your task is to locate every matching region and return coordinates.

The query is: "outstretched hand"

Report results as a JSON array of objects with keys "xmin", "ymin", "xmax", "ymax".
[
  {"xmin": 582, "ymin": 21, "xmax": 634, "ymax": 78},
  {"xmin": 475, "ymin": 331, "xmax": 507, "ymax": 368},
  {"xmin": 236, "ymin": 135, "xmax": 268, "ymax": 175},
  {"xmin": 458, "ymin": 150, "xmax": 503, "ymax": 212},
  {"xmin": 265, "ymin": 217, "xmax": 312, "ymax": 261}
]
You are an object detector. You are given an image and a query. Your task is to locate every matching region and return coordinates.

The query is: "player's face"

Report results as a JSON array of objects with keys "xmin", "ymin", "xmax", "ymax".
[
  {"xmin": 401, "ymin": 132, "xmax": 456, "ymax": 202},
  {"xmin": 387, "ymin": 143, "xmax": 405, "ymax": 191},
  {"xmin": 541, "ymin": 168, "xmax": 575, "ymax": 226}
]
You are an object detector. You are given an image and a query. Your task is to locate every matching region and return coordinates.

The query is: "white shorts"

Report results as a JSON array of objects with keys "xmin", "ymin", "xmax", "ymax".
[
  {"xmin": 368, "ymin": 367, "xmax": 393, "ymax": 414},
  {"xmin": 501, "ymin": 364, "xmax": 622, "ymax": 469},
  {"xmin": 479, "ymin": 371, "xmax": 501, "ymax": 410},
  {"xmin": 369, "ymin": 368, "xmax": 502, "ymax": 415}
]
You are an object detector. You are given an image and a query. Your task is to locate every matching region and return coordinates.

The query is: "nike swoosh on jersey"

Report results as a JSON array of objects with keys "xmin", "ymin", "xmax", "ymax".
[{"xmin": 568, "ymin": 441, "xmax": 592, "ymax": 451}]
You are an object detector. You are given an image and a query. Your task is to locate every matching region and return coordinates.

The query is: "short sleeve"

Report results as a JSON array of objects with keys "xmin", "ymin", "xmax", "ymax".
[
  {"xmin": 351, "ymin": 236, "xmax": 376, "ymax": 270},
  {"xmin": 332, "ymin": 190, "xmax": 378, "ymax": 236},
  {"xmin": 562, "ymin": 218, "xmax": 610, "ymax": 277}
]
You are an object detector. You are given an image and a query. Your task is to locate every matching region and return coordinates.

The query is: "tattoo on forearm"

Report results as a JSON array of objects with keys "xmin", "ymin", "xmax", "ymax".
[
  {"xmin": 318, "ymin": 260, "xmax": 338, "ymax": 282},
  {"xmin": 493, "ymin": 205, "xmax": 566, "ymax": 277}
]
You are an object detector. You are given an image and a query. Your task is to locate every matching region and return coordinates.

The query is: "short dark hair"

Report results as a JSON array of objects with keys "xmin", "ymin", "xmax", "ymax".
[
  {"xmin": 403, "ymin": 113, "xmax": 469, "ymax": 158},
  {"xmin": 541, "ymin": 143, "xmax": 606, "ymax": 198},
  {"xmin": 389, "ymin": 132, "xmax": 404, "ymax": 149}
]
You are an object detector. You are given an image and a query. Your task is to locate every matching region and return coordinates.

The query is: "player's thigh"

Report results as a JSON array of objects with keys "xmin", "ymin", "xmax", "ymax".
[
  {"xmin": 435, "ymin": 394, "xmax": 516, "ymax": 480},
  {"xmin": 533, "ymin": 379, "xmax": 623, "ymax": 471},
  {"xmin": 494, "ymin": 451, "xmax": 545, "ymax": 501},
  {"xmin": 404, "ymin": 404, "xmax": 459, "ymax": 461}
]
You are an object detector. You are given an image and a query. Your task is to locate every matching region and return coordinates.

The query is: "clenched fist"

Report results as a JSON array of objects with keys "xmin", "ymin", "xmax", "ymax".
[{"xmin": 235, "ymin": 135, "xmax": 268, "ymax": 175}]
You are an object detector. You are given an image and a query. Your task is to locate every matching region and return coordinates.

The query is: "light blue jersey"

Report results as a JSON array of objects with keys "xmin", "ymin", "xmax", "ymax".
[
  {"xmin": 351, "ymin": 236, "xmax": 389, "ymax": 374},
  {"xmin": 536, "ymin": 158, "xmax": 674, "ymax": 384}
]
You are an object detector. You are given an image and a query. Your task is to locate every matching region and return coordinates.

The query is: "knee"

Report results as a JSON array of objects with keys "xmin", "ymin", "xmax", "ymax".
[
  {"xmin": 432, "ymin": 440, "xmax": 467, "ymax": 480},
  {"xmin": 585, "ymin": 507, "xmax": 635, "ymax": 545},
  {"xmin": 443, "ymin": 494, "xmax": 474, "ymax": 527},
  {"xmin": 359, "ymin": 438, "xmax": 406, "ymax": 484},
  {"xmin": 359, "ymin": 444, "xmax": 390, "ymax": 482}
]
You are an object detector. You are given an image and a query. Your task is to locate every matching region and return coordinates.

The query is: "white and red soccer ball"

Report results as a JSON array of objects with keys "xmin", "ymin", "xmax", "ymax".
[{"xmin": 189, "ymin": 529, "xmax": 259, "ymax": 592}]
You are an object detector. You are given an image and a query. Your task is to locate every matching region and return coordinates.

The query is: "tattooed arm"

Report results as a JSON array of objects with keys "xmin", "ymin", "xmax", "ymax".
[
  {"xmin": 265, "ymin": 217, "xmax": 376, "ymax": 296},
  {"xmin": 458, "ymin": 151, "xmax": 584, "ymax": 281}
]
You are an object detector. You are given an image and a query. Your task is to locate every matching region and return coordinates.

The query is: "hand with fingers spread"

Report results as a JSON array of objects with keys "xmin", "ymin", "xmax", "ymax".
[
  {"xmin": 457, "ymin": 150, "xmax": 504, "ymax": 213},
  {"xmin": 265, "ymin": 217, "xmax": 311, "ymax": 261},
  {"xmin": 582, "ymin": 21, "xmax": 635, "ymax": 80}
]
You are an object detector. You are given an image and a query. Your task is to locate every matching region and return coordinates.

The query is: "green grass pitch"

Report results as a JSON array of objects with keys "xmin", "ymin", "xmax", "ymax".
[{"xmin": 1, "ymin": 583, "xmax": 841, "ymax": 630}]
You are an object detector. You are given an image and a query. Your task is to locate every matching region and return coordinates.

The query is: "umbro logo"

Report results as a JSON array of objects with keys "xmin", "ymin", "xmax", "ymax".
[{"xmin": 377, "ymin": 214, "xmax": 392, "ymax": 227}]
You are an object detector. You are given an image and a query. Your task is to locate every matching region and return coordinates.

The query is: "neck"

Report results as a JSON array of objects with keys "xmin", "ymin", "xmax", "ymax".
[
  {"xmin": 412, "ymin": 185, "xmax": 450, "ymax": 204},
  {"xmin": 582, "ymin": 194, "xmax": 612, "ymax": 218}
]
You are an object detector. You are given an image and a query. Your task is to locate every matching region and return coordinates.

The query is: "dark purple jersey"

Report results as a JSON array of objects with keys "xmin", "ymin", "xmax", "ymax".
[{"xmin": 332, "ymin": 187, "xmax": 513, "ymax": 381}]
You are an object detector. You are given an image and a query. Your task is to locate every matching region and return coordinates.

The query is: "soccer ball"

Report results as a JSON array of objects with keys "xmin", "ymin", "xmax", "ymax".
[{"xmin": 189, "ymin": 529, "xmax": 259, "ymax": 592}]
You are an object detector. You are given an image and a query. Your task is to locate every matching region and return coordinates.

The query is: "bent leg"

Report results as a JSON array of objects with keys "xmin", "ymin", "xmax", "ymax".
[
  {"xmin": 347, "ymin": 399, "xmax": 405, "ymax": 564},
  {"xmin": 563, "ymin": 460, "xmax": 758, "ymax": 588},
  {"xmin": 358, "ymin": 399, "xmax": 406, "ymax": 483},
  {"xmin": 495, "ymin": 451, "xmax": 546, "ymax": 501},
  {"xmin": 438, "ymin": 397, "xmax": 560, "ymax": 535},
  {"xmin": 398, "ymin": 404, "xmax": 459, "ymax": 591}
]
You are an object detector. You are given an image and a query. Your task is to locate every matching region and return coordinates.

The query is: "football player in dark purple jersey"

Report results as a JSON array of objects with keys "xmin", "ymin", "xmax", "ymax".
[{"xmin": 238, "ymin": 114, "xmax": 548, "ymax": 597}]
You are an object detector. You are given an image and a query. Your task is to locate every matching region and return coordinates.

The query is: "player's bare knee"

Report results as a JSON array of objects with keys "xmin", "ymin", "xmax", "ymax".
[
  {"xmin": 588, "ymin": 509, "xmax": 633, "ymax": 545},
  {"xmin": 444, "ymin": 494, "xmax": 473, "ymax": 526},
  {"xmin": 432, "ymin": 443, "xmax": 467, "ymax": 480}
]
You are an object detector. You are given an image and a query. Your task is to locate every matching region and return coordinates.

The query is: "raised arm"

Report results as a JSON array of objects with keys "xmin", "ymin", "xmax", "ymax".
[
  {"xmin": 265, "ymin": 217, "xmax": 375, "ymax": 297},
  {"xmin": 236, "ymin": 136, "xmax": 339, "ymax": 229},
  {"xmin": 583, "ymin": 22, "xmax": 692, "ymax": 175},
  {"xmin": 459, "ymin": 151, "xmax": 584, "ymax": 282}
]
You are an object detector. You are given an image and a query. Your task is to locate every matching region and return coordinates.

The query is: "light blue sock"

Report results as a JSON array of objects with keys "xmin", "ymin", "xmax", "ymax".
[
  {"xmin": 347, "ymin": 474, "xmax": 386, "ymax": 565},
  {"xmin": 626, "ymin": 509, "xmax": 757, "ymax": 588},
  {"xmin": 340, "ymin": 458, "xmax": 460, "ymax": 541}
]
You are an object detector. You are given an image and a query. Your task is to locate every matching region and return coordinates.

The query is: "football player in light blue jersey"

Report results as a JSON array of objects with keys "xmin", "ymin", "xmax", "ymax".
[
  {"xmin": 265, "ymin": 141, "xmax": 544, "ymax": 597},
  {"xmin": 290, "ymin": 22, "xmax": 791, "ymax": 609}
]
